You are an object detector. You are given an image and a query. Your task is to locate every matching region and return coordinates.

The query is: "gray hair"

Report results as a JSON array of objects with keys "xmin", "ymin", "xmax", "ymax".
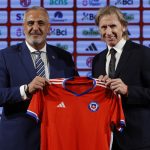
[{"xmin": 23, "ymin": 6, "xmax": 49, "ymax": 22}]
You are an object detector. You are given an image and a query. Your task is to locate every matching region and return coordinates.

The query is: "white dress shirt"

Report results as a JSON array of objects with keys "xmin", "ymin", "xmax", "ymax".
[
  {"xmin": 20, "ymin": 41, "xmax": 50, "ymax": 100},
  {"xmin": 106, "ymin": 38, "xmax": 126, "ymax": 75}
]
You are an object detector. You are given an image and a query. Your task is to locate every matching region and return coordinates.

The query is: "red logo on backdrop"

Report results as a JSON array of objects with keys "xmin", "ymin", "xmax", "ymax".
[
  {"xmin": 86, "ymin": 56, "xmax": 93, "ymax": 68},
  {"xmin": 20, "ymin": 0, "xmax": 31, "ymax": 7}
]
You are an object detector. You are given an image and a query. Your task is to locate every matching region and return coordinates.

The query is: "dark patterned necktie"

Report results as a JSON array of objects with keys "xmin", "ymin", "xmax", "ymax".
[
  {"xmin": 108, "ymin": 48, "xmax": 116, "ymax": 78},
  {"xmin": 35, "ymin": 51, "xmax": 45, "ymax": 77}
]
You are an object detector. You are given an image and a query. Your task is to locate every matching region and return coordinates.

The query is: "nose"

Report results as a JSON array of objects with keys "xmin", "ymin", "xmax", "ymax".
[
  {"xmin": 32, "ymin": 22, "xmax": 39, "ymax": 30},
  {"xmin": 105, "ymin": 26, "xmax": 112, "ymax": 35}
]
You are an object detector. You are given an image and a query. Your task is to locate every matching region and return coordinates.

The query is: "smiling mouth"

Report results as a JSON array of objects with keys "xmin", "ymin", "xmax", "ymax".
[
  {"xmin": 106, "ymin": 36, "xmax": 116, "ymax": 40},
  {"xmin": 30, "ymin": 33, "xmax": 41, "ymax": 36}
]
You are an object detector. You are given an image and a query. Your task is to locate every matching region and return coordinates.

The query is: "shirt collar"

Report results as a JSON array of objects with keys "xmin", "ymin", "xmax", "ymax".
[
  {"xmin": 107, "ymin": 38, "xmax": 126, "ymax": 56},
  {"xmin": 25, "ymin": 41, "xmax": 47, "ymax": 53}
]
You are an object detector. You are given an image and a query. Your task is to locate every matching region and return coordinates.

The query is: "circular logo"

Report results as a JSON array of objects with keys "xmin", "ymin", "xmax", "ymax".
[
  {"xmin": 20, "ymin": 0, "xmax": 31, "ymax": 7},
  {"xmin": 88, "ymin": 101, "xmax": 99, "ymax": 112},
  {"xmin": 86, "ymin": 56, "xmax": 93, "ymax": 68}
]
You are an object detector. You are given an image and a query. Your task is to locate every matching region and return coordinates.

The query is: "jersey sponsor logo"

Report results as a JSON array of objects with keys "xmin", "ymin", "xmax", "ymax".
[
  {"xmin": 57, "ymin": 101, "xmax": 66, "ymax": 108},
  {"xmin": 88, "ymin": 101, "xmax": 99, "ymax": 112}
]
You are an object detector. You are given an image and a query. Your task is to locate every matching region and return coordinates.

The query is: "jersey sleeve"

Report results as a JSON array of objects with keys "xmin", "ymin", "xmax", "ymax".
[
  {"xmin": 110, "ymin": 94, "xmax": 125, "ymax": 132},
  {"xmin": 26, "ymin": 90, "xmax": 44, "ymax": 123}
]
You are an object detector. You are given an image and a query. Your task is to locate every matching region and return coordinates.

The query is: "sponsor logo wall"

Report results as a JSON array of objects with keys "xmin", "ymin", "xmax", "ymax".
[{"xmin": 0, "ymin": 0, "xmax": 150, "ymax": 76}]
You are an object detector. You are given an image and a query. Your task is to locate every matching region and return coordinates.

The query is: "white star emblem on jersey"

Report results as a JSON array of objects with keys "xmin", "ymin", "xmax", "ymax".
[{"xmin": 57, "ymin": 101, "xmax": 66, "ymax": 108}]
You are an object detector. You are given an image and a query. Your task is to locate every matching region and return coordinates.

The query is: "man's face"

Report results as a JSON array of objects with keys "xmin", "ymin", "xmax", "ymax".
[
  {"xmin": 23, "ymin": 10, "xmax": 50, "ymax": 49},
  {"xmin": 99, "ymin": 14, "xmax": 125, "ymax": 47}
]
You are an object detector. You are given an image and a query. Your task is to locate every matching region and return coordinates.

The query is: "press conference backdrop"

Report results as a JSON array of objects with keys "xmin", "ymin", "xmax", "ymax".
[{"xmin": 0, "ymin": 0, "xmax": 150, "ymax": 115}]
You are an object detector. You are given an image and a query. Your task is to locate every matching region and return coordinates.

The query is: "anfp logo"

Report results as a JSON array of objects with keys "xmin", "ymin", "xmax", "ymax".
[{"xmin": 20, "ymin": 0, "xmax": 31, "ymax": 7}]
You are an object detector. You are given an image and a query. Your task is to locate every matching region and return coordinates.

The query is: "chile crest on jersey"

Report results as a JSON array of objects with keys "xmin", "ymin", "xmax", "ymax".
[{"xmin": 88, "ymin": 101, "xmax": 99, "ymax": 112}]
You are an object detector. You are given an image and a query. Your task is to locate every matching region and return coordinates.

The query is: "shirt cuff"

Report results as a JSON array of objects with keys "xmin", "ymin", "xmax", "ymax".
[{"xmin": 20, "ymin": 85, "xmax": 28, "ymax": 100}]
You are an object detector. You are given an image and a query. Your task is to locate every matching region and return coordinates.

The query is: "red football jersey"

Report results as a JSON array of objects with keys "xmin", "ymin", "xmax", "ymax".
[{"xmin": 27, "ymin": 77, "xmax": 125, "ymax": 150}]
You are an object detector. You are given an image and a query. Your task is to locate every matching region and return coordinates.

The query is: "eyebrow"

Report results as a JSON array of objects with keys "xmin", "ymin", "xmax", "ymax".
[{"xmin": 101, "ymin": 24, "xmax": 117, "ymax": 28}]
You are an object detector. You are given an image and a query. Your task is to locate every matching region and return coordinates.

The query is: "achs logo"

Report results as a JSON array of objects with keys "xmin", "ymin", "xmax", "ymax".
[
  {"xmin": 86, "ymin": 56, "xmax": 94, "ymax": 68},
  {"xmin": 115, "ymin": 0, "xmax": 133, "ymax": 5},
  {"xmin": 86, "ymin": 43, "xmax": 98, "ymax": 51},
  {"xmin": 49, "ymin": 0, "xmax": 68, "ymax": 5},
  {"xmin": 20, "ymin": 0, "xmax": 31, "ymax": 7}
]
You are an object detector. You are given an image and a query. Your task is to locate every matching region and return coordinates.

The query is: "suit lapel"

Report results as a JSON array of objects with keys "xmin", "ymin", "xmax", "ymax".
[
  {"xmin": 46, "ymin": 46, "xmax": 56, "ymax": 78},
  {"xmin": 18, "ymin": 42, "xmax": 36, "ymax": 80},
  {"xmin": 46, "ymin": 45, "xmax": 66, "ymax": 78},
  {"xmin": 99, "ymin": 50, "xmax": 107, "ymax": 75},
  {"xmin": 115, "ymin": 40, "xmax": 132, "ymax": 77}
]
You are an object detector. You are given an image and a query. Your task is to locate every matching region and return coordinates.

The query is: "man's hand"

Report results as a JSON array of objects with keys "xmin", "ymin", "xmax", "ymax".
[
  {"xmin": 98, "ymin": 75, "xmax": 111, "ymax": 83},
  {"xmin": 98, "ymin": 75, "xmax": 128, "ymax": 95},
  {"xmin": 106, "ymin": 78, "xmax": 128, "ymax": 95},
  {"xmin": 28, "ymin": 76, "xmax": 50, "ymax": 94}
]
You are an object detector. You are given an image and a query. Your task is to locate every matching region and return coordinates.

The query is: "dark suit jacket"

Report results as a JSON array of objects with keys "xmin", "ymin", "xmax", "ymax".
[
  {"xmin": 92, "ymin": 40, "xmax": 150, "ymax": 149},
  {"xmin": 0, "ymin": 42, "xmax": 78, "ymax": 150}
]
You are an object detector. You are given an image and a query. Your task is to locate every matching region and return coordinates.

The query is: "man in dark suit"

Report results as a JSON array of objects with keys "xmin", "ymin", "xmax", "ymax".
[
  {"xmin": 0, "ymin": 6, "xmax": 78, "ymax": 150},
  {"xmin": 92, "ymin": 6, "xmax": 150, "ymax": 150}
]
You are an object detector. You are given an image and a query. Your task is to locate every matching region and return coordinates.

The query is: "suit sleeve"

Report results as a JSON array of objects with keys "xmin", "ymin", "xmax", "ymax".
[
  {"xmin": 127, "ymin": 47, "xmax": 150, "ymax": 104},
  {"xmin": 0, "ymin": 51, "xmax": 22, "ymax": 106}
]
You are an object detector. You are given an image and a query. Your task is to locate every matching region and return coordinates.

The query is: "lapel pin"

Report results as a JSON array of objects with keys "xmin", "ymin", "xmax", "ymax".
[{"xmin": 52, "ymin": 56, "xmax": 55, "ymax": 59}]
